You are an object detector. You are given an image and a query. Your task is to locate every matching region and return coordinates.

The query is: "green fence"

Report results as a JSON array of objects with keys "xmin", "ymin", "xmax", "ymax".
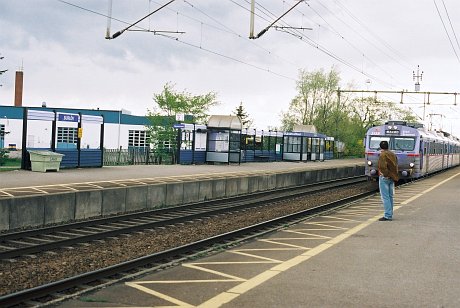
[{"xmin": 103, "ymin": 148, "xmax": 177, "ymax": 166}]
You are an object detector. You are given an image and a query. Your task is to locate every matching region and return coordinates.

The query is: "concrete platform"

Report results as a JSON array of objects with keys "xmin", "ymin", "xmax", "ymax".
[
  {"xmin": 0, "ymin": 159, "xmax": 364, "ymax": 231},
  {"xmin": 0, "ymin": 159, "xmax": 363, "ymax": 189},
  {"xmin": 59, "ymin": 166, "xmax": 460, "ymax": 307}
]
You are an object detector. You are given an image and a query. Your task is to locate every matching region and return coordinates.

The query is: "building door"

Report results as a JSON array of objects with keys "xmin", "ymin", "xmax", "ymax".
[{"xmin": 0, "ymin": 124, "xmax": 4, "ymax": 148}]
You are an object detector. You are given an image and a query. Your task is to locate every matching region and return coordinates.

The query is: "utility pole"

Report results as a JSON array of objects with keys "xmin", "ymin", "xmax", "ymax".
[
  {"xmin": 249, "ymin": 0, "xmax": 306, "ymax": 39},
  {"xmin": 249, "ymin": 0, "xmax": 255, "ymax": 39},
  {"xmin": 413, "ymin": 65, "xmax": 423, "ymax": 92},
  {"xmin": 105, "ymin": 0, "xmax": 113, "ymax": 39}
]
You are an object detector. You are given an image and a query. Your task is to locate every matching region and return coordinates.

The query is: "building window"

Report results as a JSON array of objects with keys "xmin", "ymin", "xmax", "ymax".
[
  {"xmin": 57, "ymin": 127, "xmax": 78, "ymax": 148},
  {"xmin": 284, "ymin": 136, "xmax": 301, "ymax": 153},
  {"xmin": 129, "ymin": 130, "xmax": 149, "ymax": 148}
]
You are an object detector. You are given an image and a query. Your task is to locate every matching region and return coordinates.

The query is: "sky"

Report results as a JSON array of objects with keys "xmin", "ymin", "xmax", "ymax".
[{"xmin": 1, "ymin": 0, "xmax": 460, "ymax": 136}]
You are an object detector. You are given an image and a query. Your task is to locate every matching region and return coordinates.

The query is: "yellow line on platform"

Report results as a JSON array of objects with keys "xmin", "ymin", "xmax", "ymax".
[
  {"xmin": 198, "ymin": 173, "xmax": 460, "ymax": 307},
  {"xmin": 125, "ymin": 282, "xmax": 194, "ymax": 307},
  {"xmin": 197, "ymin": 214, "xmax": 380, "ymax": 308},
  {"xmin": 401, "ymin": 172, "xmax": 460, "ymax": 205}
]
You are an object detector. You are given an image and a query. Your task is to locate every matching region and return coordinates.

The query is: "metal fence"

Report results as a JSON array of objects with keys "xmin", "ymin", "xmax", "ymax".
[{"xmin": 103, "ymin": 148, "xmax": 177, "ymax": 166}]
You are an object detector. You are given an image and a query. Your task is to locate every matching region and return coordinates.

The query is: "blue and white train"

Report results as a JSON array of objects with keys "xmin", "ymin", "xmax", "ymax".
[{"xmin": 365, "ymin": 121, "xmax": 460, "ymax": 180}]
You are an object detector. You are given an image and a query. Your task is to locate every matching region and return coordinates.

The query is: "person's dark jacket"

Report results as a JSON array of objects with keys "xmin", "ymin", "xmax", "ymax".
[{"xmin": 378, "ymin": 150, "xmax": 399, "ymax": 182}]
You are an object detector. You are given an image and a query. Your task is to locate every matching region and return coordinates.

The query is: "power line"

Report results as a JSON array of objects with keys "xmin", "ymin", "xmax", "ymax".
[
  {"xmin": 301, "ymin": 1, "xmax": 400, "ymax": 84},
  {"xmin": 332, "ymin": 0, "xmax": 414, "ymax": 71},
  {"xmin": 240, "ymin": 0, "xmax": 397, "ymax": 88},
  {"xmin": 57, "ymin": 0, "xmax": 297, "ymax": 81},
  {"xmin": 441, "ymin": 0, "xmax": 460, "ymax": 57},
  {"xmin": 250, "ymin": 0, "xmax": 305, "ymax": 39},
  {"xmin": 433, "ymin": 0, "xmax": 460, "ymax": 64},
  {"xmin": 157, "ymin": 32, "xmax": 296, "ymax": 81},
  {"xmin": 109, "ymin": 0, "xmax": 176, "ymax": 39},
  {"xmin": 237, "ymin": 0, "xmax": 400, "ymax": 88},
  {"xmin": 182, "ymin": 0, "xmax": 299, "ymax": 68}
]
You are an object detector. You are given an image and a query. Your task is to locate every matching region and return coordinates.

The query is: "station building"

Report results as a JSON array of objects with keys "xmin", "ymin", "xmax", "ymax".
[{"xmin": 0, "ymin": 105, "xmax": 150, "ymax": 151}]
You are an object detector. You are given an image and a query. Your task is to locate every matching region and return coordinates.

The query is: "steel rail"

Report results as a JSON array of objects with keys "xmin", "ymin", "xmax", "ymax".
[
  {"xmin": 0, "ymin": 188, "xmax": 376, "ymax": 307},
  {"xmin": 0, "ymin": 176, "xmax": 366, "ymax": 260}
]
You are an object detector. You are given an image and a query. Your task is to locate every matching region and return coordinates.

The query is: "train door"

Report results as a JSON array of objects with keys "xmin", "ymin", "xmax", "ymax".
[
  {"xmin": 419, "ymin": 140, "xmax": 424, "ymax": 171},
  {"xmin": 441, "ymin": 142, "xmax": 445, "ymax": 168},
  {"xmin": 424, "ymin": 141, "xmax": 430, "ymax": 175},
  {"xmin": 445, "ymin": 143, "xmax": 450, "ymax": 168}
]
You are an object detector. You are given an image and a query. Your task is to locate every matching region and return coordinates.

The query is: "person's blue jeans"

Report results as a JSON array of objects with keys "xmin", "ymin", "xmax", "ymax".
[{"xmin": 379, "ymin": 176, "xmax": 394, "ymax": 219}]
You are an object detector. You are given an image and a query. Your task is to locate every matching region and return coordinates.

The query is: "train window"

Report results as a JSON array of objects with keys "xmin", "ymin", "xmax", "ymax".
[
  {"xmin": 393, "ymin": 137, "xmax": 415, "ymax": 151},
  {"xmin": 369, "ymin": 137, "xmax": 390, "ymax": 149}
]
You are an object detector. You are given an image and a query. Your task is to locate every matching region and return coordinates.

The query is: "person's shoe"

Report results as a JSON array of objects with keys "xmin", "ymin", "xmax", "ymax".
[{"xmin": 378, "ymin": 217, "xmax": 392, "ymax": 221}]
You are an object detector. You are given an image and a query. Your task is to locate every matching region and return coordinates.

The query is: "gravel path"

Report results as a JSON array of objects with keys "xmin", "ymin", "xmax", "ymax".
[{"xmin": 0, "ymin": 183, "xmax": 375, "ymax": 296}]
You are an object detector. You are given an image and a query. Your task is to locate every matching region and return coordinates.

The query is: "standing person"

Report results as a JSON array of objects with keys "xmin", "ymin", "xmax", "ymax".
[{"xmin": 378, "ymin": 140, "xmax": 399, "ymax": 221}]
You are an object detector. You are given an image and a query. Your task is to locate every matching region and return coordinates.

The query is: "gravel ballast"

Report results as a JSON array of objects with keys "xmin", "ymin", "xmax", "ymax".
[{"xmin": 0, "ymin": 183, "xmax": 376, "ymax": 297}]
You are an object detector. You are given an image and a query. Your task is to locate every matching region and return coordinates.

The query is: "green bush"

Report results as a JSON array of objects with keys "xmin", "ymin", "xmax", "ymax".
[{"xmin": 0, "ymin": 149, "xmax": 8, "ymax": 166}]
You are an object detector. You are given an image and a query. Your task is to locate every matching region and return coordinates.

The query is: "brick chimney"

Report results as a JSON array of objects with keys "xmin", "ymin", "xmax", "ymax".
[{"xmin": 14, "ymin": 70, "xmax": 23, "ymax": 107}]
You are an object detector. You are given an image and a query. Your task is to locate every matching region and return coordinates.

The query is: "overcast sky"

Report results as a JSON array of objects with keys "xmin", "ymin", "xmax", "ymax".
[{"xmin": 1, "ymin": 0, "xmax": 460, "ymax": 135}]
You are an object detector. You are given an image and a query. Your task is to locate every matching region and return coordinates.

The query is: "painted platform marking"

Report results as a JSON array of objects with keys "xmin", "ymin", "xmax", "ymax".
[
  {"xmin": 198, "ymin": 173, "xmax": 460, "ymax": 307},
  {"xmin": 125, "ymin": 282, "xmax": 195, "ymax": 308},
  {"xmin": 401, "ymin": 172, "xmax": 460, "ymax": 205},
  {"xmin": 125, "ymin": 172, "xmax": 460, "ymax": 307},
  {"xmin": 125, "ymin": 232, "xmax": 316, "ymax": 307}
]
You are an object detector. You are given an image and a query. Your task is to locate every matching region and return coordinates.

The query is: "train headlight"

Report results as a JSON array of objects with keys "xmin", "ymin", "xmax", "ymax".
[
  {"xmin": 409, "ymin": 162, "xmax": 415, "ymax": 168},
  {"xmin": 367, "ymin": 160, "xmax": 372, "ymax": 166}
]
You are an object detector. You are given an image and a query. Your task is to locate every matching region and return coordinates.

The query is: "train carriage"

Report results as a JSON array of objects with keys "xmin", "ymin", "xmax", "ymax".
[{"xmin": 365, "ymin": 121, "xmax": 460, "ymax": 180}]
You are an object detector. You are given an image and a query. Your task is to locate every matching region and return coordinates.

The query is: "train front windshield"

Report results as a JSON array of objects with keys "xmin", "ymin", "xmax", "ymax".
[{"xmin": 369, "ymin": 136, "xmax": 416, "ymax": 151}]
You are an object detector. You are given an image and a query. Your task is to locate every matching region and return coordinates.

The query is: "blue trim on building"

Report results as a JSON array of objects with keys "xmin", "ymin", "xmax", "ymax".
[{"xmin": 0, "ymin": 105, "xmax": 149, "ymax": 125}]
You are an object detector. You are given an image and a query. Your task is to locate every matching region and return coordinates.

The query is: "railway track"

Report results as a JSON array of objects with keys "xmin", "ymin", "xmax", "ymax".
[
  {"xmin": 0, "ymin": 176, "xmax": 375, "ymax": 307},
  {"xmin": 0, "ymin": 176, "xmax": 366, "ymax": 260}
]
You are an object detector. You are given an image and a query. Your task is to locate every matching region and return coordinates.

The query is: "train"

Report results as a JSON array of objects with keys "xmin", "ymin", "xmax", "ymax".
[{"xmin": 365, "ymin": 120, "xmax": 460, "ymax": 180}]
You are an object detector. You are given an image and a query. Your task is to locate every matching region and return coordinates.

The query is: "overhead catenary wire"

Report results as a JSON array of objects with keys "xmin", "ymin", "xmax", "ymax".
[
  {"xmin": 109, "ymin": 0, "xmax": 176, "ymax": 39},
  {"xmin": 57, "ymin": 0, "xmax": 297, "ymax": 81},
  {"xmin": 332, "ymin": 0, "xmax": 414, "ymax": 71},
  {"xmin": 440, "ymin": 0, "xmax": 460, "ymax": 60},
  {"xmin": 182, "ymin": 0, "xmax": 299, "ymax": 67},
  {"xmin": 300, "ymin": 1, "xmax": 401, "ymax": 85},
  {"xmin": 433, "ymin": 0, "xmax": 460, "ymax": 64},
  {"xmin": 146, "ymin": 0, "xmax": 301, "ymax": 68},
  {"xmin": 250, "ymin": 0, "xmax": 304, "ymax": 39},
  {"xmin": 239, "ymin": 0, "xmax": 397, "ymax": 88}
]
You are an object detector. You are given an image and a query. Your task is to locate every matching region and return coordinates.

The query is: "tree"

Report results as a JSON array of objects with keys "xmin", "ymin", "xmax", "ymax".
[
  {"xmin": 146, "ymin": 83, "xmax": 219, "ymax": 164},
  {"xmin": 281, "ymin": 67, "xmax": 340, "ymax": 131},
  {"xmin": 150, "ymin": 82, "xmax": 218, "ymax": 124},
  {"xmin": 233, "ymin": 102, "xmax": 253, "ymax": 129},
  {"xmin": 349, "ymin": 96, "xmax": 419, "ymax": 132},
  {"xmin": 281, "ymin": 67, "xmax": 422, "ymax": 158},
  {"xmin": 342, "ymin": 96, "xmax": 419, "ymax": 157}
]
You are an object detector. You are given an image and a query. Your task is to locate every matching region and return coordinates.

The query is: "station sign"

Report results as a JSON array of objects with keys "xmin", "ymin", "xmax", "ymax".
[{"xmin": 58, "ymin": 113, "xmax": 79, "ymax": 122}]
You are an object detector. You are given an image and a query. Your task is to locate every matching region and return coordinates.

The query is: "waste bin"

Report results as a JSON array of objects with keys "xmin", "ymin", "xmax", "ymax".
[{"xmin": 28, "ymin": 150, "xmax": 64, "ymax": 172}]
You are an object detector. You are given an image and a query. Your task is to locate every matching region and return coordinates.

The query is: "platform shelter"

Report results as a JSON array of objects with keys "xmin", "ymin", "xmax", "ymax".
[{"xmin": 206, "ymin": 115, "xmax": 242, "ymax": 164}]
